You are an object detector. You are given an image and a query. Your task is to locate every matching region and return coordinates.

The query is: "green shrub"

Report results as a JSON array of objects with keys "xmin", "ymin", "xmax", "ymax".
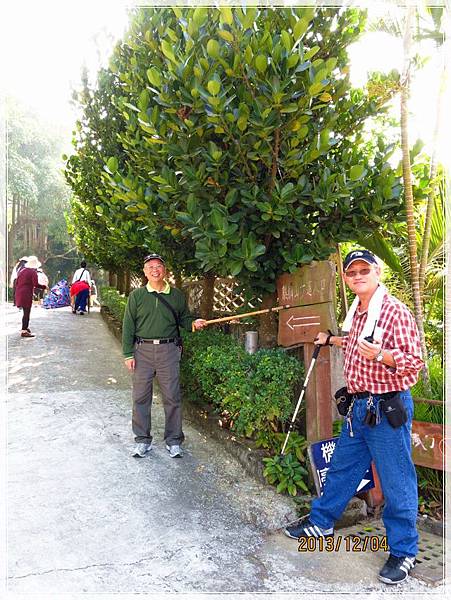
[
  {"xmin": 180, "ymin": 329, "xmax": 238, "ymax": 405},
  {"xmin": 181, "ymin": 329, "xmax": 303, "ymax": 439},
  {"xmin": 263, "ymin": 453, "xmax": 310, "ymax": 496},
  {"xmin": 99, "ymin": 286, "xmax": 128, "ymax": 322}
]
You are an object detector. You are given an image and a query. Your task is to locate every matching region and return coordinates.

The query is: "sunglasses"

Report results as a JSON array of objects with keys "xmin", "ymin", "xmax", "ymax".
[{"xmin": 344, "ymin": 267, "xmax": 372, "ymax": 278}]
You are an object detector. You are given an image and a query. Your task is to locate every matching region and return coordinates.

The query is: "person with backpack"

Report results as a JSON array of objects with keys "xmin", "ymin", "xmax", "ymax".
[
  {"xmin": 122, "ymin": 253, "xmax": 206, "ymax": 459},
  {"xmin": 71, "ymin": 260, "xmax": 91, "ymax": 315}
]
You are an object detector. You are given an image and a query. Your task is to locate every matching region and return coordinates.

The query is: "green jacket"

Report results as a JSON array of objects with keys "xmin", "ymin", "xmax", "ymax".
[{"xmin": 122, "ymin": 286, "xmax": 195, "ymax": 358}]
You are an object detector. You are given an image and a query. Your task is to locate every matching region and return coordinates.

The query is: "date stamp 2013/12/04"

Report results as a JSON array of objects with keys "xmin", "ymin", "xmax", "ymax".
[{"xmin": 298, "ymin": 535, "xmax": 388, "ymax": 553}]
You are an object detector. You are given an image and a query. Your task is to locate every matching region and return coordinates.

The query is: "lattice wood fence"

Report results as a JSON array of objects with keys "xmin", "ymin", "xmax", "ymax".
[
  {"xmin": 130, "ymin": 273, "xmax": 145, "ymax": 289},
  {"xmin": 130, "ymin": 273, "xmax": 256, "ymax": 315},
  {"xmin": 183, "ymin": 278, "xmax": 259, "ymax": 315}
]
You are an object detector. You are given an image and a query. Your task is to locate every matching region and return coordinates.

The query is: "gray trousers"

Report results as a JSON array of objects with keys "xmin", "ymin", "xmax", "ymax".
[{"xmin": 132, "ymin": 342, "xmax": 184, "ymax": 445}]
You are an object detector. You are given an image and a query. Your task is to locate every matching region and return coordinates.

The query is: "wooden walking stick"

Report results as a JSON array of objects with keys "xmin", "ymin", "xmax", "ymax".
[{"xmin": 191, "ymin": 304, "xmax": 290, "ymax": 331}]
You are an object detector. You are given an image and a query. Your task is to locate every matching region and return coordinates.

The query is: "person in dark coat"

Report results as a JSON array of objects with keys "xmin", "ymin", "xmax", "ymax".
[
  {"xmin": 10, "ymin": 256, "xmax": 28, "ymax": 306},
  {"xmin": 15, "ymin": 255, "xmax": 47, "ymax": 338}
]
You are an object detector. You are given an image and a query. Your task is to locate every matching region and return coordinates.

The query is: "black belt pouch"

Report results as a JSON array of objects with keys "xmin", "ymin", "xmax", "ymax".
[
  {"xmin": 380, "ymin": 392, "xmax": 407, "ymax": 428},
  {"xmin": 334, "ymin": 386, "xmax": 353, "ymax": 416}
]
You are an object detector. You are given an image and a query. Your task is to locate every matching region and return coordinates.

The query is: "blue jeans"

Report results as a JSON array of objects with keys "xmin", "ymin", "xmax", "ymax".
[
  {"xmin": 75, "ymin": 289, "xmax": 89, "ymax": 312},
  {"xmin": 310, "ymin": 390, "xmax": 418, "ymax": 558}
]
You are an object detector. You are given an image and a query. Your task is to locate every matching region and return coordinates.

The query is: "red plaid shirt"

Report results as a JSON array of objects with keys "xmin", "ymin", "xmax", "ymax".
[{"xmin": 342, "ymin": 293, "xmax": 424, "ymax": 394}]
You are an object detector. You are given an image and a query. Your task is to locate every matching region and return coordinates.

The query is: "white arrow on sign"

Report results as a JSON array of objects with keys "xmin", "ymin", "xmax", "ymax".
[
  {"xmin": 356, "ymin": 478, "xmax": 371, "ymax": 492},
  {"xmin": 287, "ymin": 314, "xmax": 321, "ymax": 331}
]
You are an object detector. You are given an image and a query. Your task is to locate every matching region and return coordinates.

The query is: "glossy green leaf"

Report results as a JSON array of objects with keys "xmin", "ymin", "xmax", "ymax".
[
  {"xmin": 207, "ymin": 39, "xmax": 220, "ymax": 58},
  {"xmin": 281, "ymin": 30, "xmax": 292, "ymax": 52},
  {"xmin": 207, "ymin": 79, "xmax": 221, "ymax": 95},
  {"xmin": 107, "ymin": 157, "xmax": 118, "ymax": 173},
  {"xmin": 220, "ymin": 7, "xmax": 233, "ymax": 25},
  {"xmin": 255, "ymin": 55, "xmax": 267, "ymax": 74},
  {"xmin": 304, "ymin": 45, "xmax": 320, "ymax": 61},
  {"xmin": 350, "ymin": 164, "xmax": 365, "ymax": 181},
  {"xmin": 287, "ymin": 54, "xmax": 299, "ymax": 68},
  {"xmin": 293, "ymin": 18, "xmax": 309, "ymax": 40},
  {"xmin": 161, "ymin": 40, "xmax": 176, "ymax": 63},
  {"xmin": 192, "ymin": 7, "xmax": 208, "ymax": 27},
  {"xmin": 218, "ymin": 29, "xmax": 234, "ymax": 43}
]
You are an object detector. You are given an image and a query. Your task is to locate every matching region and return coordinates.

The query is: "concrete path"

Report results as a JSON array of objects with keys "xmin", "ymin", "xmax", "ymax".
[{"xmin": 5, "ymin": 304, "xmax": 444, "ymax": 599}]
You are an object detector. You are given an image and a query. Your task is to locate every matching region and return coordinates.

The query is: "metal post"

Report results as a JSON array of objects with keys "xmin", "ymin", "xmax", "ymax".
[{"xmin": 245, "ymin": 331, "xmax": 258, "ymax": 354}]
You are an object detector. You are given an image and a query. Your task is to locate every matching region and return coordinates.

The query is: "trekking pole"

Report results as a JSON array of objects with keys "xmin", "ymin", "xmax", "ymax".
[
  {"xmin": 191, "ymin": 304, "xmax": 290, "ymax": 331},
  {"xmin": 280, "ymin": 343, "xmax": 324, "ymax": 456}
]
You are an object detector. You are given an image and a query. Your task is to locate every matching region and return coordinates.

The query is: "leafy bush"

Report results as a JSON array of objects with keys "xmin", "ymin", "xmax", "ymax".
[
  {"xmin": 263, "ymin": 453, "xmax": 310, "ymax": 496},
  {"xmin": 99, "ymin": 286, "xmax": 128, "ymax": 322},
  {"xmin": 180, "ymin": 329, "xmax": 238, "ymax": 405},
  {"xmin": 181, "ymin": 329, "xmax": 303, "ymax": 439}
]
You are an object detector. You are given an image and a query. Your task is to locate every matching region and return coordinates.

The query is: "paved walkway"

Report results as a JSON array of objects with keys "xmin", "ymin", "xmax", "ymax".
[{"xmin": 5, "ymin": 304, "xmax": 444, "ymax": 599}]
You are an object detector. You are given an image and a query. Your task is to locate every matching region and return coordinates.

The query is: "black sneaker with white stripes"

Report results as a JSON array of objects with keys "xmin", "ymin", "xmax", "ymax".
[
  {"xmin": 283, "ymin": 518, "xmax": 334, "ymax": 540},
  {"xmin": 378, "ymin": 554, "xmax": 416, "ymax": 584}
]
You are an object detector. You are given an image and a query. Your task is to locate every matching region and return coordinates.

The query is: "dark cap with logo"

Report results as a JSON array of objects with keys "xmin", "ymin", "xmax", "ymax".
[
  {"xmin": 143, "ymin": 253, "xmax": 165, "ymax": 265},
  {"xmin": 343, "ymin": 249, "xmax": 378, "ymax": 271}
]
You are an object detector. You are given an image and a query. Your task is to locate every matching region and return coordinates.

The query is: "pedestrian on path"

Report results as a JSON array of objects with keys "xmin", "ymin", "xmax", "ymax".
[
  {"xmin": 71, "ymin": 260, "xmax": 91, "ymax": 315},
  {"xmin": 122, "ymin": 253, "xmax": 206, "ymax": 459},
  {"xmin": 284, "ymin": 249, "xmax": 423, "ymax": 586},
  {"xmin": 10, "ymin": 256, "xmax": 28, "ymax": 306},
  {"xmin": 15, "ymin": 255, "xmax": 48, "ymax": 338}
]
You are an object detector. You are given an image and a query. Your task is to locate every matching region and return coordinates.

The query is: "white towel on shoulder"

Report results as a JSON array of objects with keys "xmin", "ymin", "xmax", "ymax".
[{"xmin": 342, "ymin": 283, "xmax": 387, "ymax": 340}]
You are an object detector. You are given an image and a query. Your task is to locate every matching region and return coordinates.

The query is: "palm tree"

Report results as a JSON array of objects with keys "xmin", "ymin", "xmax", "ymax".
[
  {"xmin": 399, "ymin": 5, "xmax": 430, "ymax": 383},
  {"xmin": 418, "ymin": 7, "xmax": 446, "ymax": 297},
  {"xmin": 366, "ymin": 3, "xmax": 447, "ymax": 389}
]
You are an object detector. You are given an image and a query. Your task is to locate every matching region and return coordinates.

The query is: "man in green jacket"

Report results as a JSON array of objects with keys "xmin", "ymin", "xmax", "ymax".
[{"xmin": 123, "ymin": 253, "xmax": 206, "ymax": 458}]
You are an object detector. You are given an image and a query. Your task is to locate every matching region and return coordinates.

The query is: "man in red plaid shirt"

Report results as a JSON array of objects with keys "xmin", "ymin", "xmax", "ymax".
[{"xmin": 284, "ymin": 249, "xmax": 423, "ymax": 585}]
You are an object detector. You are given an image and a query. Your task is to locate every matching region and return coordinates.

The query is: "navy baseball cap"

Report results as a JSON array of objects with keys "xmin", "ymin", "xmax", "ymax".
[
  {"xmin": 343, "ymin": 249, "xmax": 378, "ymax": 271},
  {"xmin": 143, "ymin": 253, "xmax": 165, "ymax": 265}
]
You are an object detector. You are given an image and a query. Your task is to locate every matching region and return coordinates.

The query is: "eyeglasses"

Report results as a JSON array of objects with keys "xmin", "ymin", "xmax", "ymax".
[{"xmin": 344, "ymin": 267, "xmax": 372, "ymax": 278}]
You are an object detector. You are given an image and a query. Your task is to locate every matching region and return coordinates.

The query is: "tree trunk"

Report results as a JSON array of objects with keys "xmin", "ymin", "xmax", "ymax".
[
  {"xmin": 335, "ymin": 244, "xmax": 348, "ymax": 318},
  {"xmin": 117, "ymin": 270, "xmax": 125, "ymax": 294},
  {"xmin": 108, "ymin": 271, "xmax": 116, "ymax": 287},
  {"xmin": 401, "ymin": 6, "xmax": 430, "ymax": 387},
  {"xmin": 125, "ymin": 270, "xmax": 131, "ymax": 296},
  {"xmin": 200, "ymin": 272, "xmax": 215, "ymax": 319},
  {"xmin": 418, "ymin": 50, "xmax": 445, "ymax": 297},
  {"xmin": 258, "ymin": 291, "xmax": 278, "ymax": 348}
]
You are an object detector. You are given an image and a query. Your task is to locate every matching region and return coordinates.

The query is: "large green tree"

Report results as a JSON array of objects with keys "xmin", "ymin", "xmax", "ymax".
[
  {"xmin": 67, "ymin": 6, "xmax": 406, "ymax": 341},
  {"xmin": 101, "ymin": 6, "xmax": 404, "ymax": 340}
]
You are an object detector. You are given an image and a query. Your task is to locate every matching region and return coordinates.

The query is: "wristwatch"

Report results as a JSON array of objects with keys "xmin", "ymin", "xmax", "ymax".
[{"xmin": 375, "ymin": 349, "xmax": 384, "ymax": 363}]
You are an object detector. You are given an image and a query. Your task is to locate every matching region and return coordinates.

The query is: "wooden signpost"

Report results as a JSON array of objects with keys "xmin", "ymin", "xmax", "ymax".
[{"xmin": 277, "ymin": 261, "xmax": 338, "ymax": 442}]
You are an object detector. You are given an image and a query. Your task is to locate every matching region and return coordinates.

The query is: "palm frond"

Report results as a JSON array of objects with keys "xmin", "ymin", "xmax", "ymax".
[{"xmin": 357, "ymin": 230, "xmax": 403, "ymax": 275}]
